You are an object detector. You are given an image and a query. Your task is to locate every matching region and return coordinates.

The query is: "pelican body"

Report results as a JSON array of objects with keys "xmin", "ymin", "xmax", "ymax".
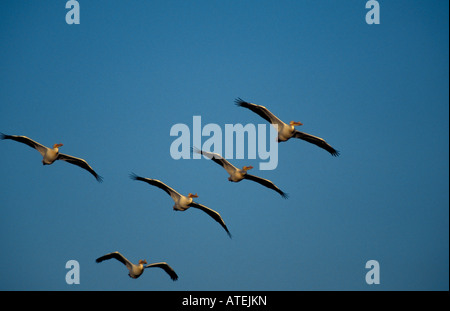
[
  {"xmin": 126, "ymin": 259, "xmax": 147, "ymax": 279},
  {"xmin": 41, "ymin": 143, "xmax": 63, "ymax": 165},
  {"xmin": 277, "ymin": 121, "xmax": 303, "ymax": 143},
  {"xmin": 173, "ymin": 193, "xmax": 196, "ymax": 211},
  {"xmin": 227, "ymin": 165, "xmax": 252, "ymax": 182}
]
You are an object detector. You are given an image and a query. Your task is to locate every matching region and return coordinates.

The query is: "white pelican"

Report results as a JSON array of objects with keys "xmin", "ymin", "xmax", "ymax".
[
  {"xmin": 1, "ymin": 133, "xmax": 102, "ymax": 182},
  {"xmin": 193, "ymin": 148, "xmax": 288, "ymax": 199},
  {"xmin": 96, "ymin": 251, "xmax": 178, "ymax": 280},
  {"xmin": 235, "ymin": 98, "xmax": 340, "ymax": 156},
  {"xmin": 130, "ymin": 173, "xmax": 231, "ymax": 238}
]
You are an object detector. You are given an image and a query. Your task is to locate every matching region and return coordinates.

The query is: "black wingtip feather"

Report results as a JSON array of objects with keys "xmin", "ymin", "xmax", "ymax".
[
  {"xmin": 129, "ymin": 172, "xmax": 150, "ymax": 184},
  {"xmin": 222, "ymin": 225, "xmax": 232, "ymax": 239},
  {"xmin": 280, "ymin": 192, "xmax": 289, "ymax": 199},
  {"xmin": 95, "ymin": 254, "xmax": 109, "ymax": 263},
  {"xmin": 234, "ymin": 97, "xmax": 247, "ymax": 106},
  {"xmin": 129, "ymin": 172, "xmax": 139, "ymax": 180},
  {"xmin": 190, "ymin": 146, "xmax": 201, "ymax": 154}
]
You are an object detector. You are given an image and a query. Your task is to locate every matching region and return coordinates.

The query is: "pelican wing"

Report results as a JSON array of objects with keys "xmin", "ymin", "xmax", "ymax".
[
  {"xmin": 96, "ymin": 251, "xmax": 133, "ymax": 271},
  {"xmin": 243, "ymin": 174, "xmax": 288, "ymax": 199},
  {"xmin": 57, "ymin": 153, "xmax": 103, "ymax": 182},
  {"xmin": 235, "ymin": 98, "xmax": 285, "ymax": 128},
  {"xmin": 130, "ymin": 173, "xmax": 181, "ymax": 202},
  {"xmin": 193, "ymin": 147, "xmax": 238, "ymax": 176},
  {"xmin": 1, "ymin": 133, "xmax": 48, "ymax": 156},
  {"xmin": 189, "ymin": 201, "xmax": 232, "ymax": 238},
  {"xmin": 293, "ymin": 130, "xmax": 340, "ymax": 157},
  {"xmin": 145, "ymin": 262, "xmax": 178, "ymax": 281}
]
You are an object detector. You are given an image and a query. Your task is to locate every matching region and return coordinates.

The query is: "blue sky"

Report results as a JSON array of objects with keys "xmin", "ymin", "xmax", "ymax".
[{"xmin": 0, "ymin": 1, "xmax": 448, "ymax": 291}]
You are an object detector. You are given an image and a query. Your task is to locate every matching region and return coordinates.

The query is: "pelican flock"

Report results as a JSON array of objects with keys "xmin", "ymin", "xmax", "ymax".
[{"xmin": 2, "ymin": 97, "xmax": 339, "ymax": 287}]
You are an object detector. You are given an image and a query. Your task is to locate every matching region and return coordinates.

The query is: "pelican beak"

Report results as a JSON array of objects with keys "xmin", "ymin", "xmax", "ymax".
[
  {"xmin": 54, "ymin": 143, "xmax": 64, "ymax": 148},
  {"xmin": 189, "ymin": 193, "xmax": 199, "ymax": 198},
  {"xmin": 243, "ymin": 166, "xmax": 254, "ymax": 171},
  {"xmin": 290, "ymin": 121, "xmax": 303, "ymax": 126}
]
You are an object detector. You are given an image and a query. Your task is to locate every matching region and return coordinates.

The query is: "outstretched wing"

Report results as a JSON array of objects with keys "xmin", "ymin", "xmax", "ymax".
[
  {"xmin": 243, "ymin": 174, "xmax": 288, "ymax": 199},
  {"xmin": 235, "ymin": 98, "xmax": 285, "ymax": 128},
  {"xmin": 293, "ymin": 130, "xmax": 340, "ymax": 157},
  {"xmin": 57, "ymin": 153, "xmax": 103, "ymax": 182},
  {"xmin": 192, "ymin": 147, "xmax": 238, "ymax": 176},
  {"xmin": 95, "ymin": 251, "xmax": 133, "ymax": 271},
  {"xmin": 189, "ymin": 201, "xmax": 232, "ymax": 238},
  {"xmin": 1, "ymin": 133, "xmax": 48, "ymax": 156},
  {"xmin": 130, "ymin": 173, "xmax": 181, "ymax": 202},
  {"xmin": 145, "ymin": 262, "xmax": 178, "ymax": 281}
]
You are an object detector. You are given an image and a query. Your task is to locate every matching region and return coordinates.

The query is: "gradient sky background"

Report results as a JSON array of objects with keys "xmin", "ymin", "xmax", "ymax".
[{"xmin": 0, "ymin": 1, "xmax": 448, "ymax": 291}]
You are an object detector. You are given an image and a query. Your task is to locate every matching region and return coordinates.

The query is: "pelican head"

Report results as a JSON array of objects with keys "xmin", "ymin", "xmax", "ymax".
[
  {"xmin": 139, "ymin": 259, "xmax": 147, "ymax": 265},
  {"xmin": 188, "ymin": 193, "xmax": 198, "ymax": 198},
  {"xmin": 290, "ymin": 121, "xmax": 303, "ymax": 127},
  {"xmin": 53, "ymin": 143, "xmax": 63, "ymax": 149},
  {"xmin": 242, "ymin": 165, "xmax": 254, "ymax": 171}
]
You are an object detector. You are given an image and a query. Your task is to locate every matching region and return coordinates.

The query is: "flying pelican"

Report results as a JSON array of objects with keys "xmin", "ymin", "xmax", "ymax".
[
  {"xmin": 96, "ymin": 251, "xmax": 178, "ymax": 280},
  {"xmin": 130, "ymin": 173, "xmax": 231, "ymax": 238},
  {"xmin": 1, "ymin": 133, "xmax": 102, "ymax": 182},
  {"xmin": 193, "ymin": 148, "xmax": 288, "ymax": 199},
  {"xmin": 235, "ymin": 98, "xmax": 340, "ymax": 156}
]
